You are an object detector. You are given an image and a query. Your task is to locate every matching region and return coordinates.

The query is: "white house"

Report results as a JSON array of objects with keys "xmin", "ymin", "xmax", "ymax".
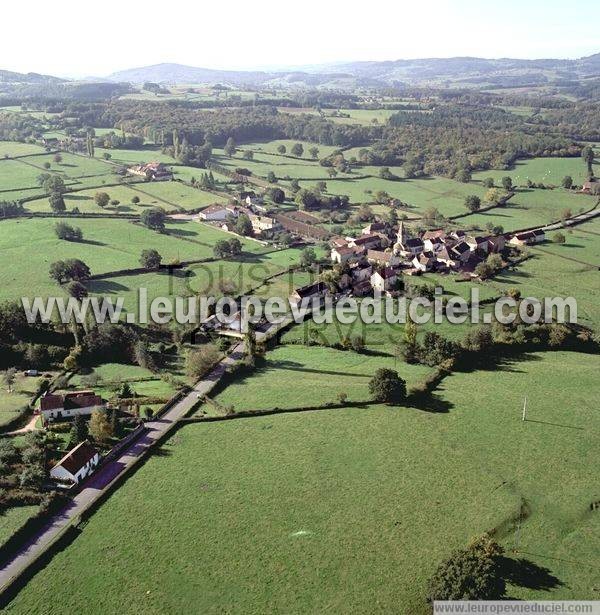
[
  {"xmin": 508, "ymin": 229, "xmax": 546, "ymax": 246},
  {"xmin": 370, "ymin": 268, "xmax": 398, "ymax": 293},
  {"xmin": 40, "ymin": 391, "xmax": 105, "ymax": 422},
  {"xmin": 412, "ymin": 253, "xmax": 436, "ymax": 272},
  {"xmin": 50, "ymin": 441, "xmax": 100, "ymax": 485},
  {"xmin": 198, "ymin": 204, "xmax": 231, "ymax": 221}
]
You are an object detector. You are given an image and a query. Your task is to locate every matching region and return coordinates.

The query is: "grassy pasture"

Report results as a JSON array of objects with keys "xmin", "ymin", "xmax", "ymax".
[
  {"xmin": 465, "ymin": 189, "xmax": 596, "ymax": 232},
  {"xmin": 130, "ymin": 181, "xmax": 226, "ymax": 210},
  {"xmin": 213, "ymin": 151, "xmax": 329, "ymax": 181},
  {"xmin": 296, "ymin": 174, "xmax": 488, "ymax": 216},
  {"xmin": 0, "ymin": 142, "xmax": 47, "ymax": 157},
  {"xmin": 210, "ymin": 345, "xmax": 432, "ymax": 412},
  {"xmin": 70, "ymin": 363, "xmax": 178, "ymax": 401},
  {"xmin": 95, "ymin": 148, "xmax": 177, "ymax": 165},
  {"xmin": 484, "ymin": 250, "xmax": 600, "ymax": 330},
  {"xmin": 0, "ymin": 506, "xmax": 39, "ymax": 547},
  {"xmin": 327, "ymin": 108, "xmax": 398, "ymax": 125},
  {"xmin": 0, "ymin": 371, "xmax": 39, "ymax": 427},
  {"xmin": 0, "ymin": 159, "xmax": 69, "ymax": 193},
  {"xmin": 243, "ymin": 139, "xmax": 341, "ymax": 158},
  {"xmin": 5, "ymin": 350, "xmax": 598, "ymax": 614},
  {"xmin": 0, "ymin": 217, "xmax": 261, "ymax": 304},
  {"xmin": 16, "ymin": 152, "xmax": 115, "ymax": 179},
  {"xmin": 169, "ymin": 165, "xmax": 232, "ymax": 185},
  {"xmin": 23, "ymin": 184, "xmax": 179, "ymax": 214},
  {"xmin": 472, "ymin": 157, "xmax": 597, "ymax": 187},
  {"xmin": 87, "ymin": 249, "xmax": 301, "ymax": 313}
]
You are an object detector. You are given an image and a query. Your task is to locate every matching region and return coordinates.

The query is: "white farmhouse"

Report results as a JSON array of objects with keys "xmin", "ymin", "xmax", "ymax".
[{"xmin": 50, "ymin": 441, "xmax": 101, "ymax": 485}]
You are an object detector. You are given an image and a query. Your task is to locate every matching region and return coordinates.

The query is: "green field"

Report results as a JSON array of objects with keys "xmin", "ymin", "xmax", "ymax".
[
  {"xmin": 71, "ymin": 363, "xmax": 178, "ymax": 401},
  {"xmin": 5, "ymin": 350, "xmax": 598, "ymax": 614},
  {"xmin": 0, "ymin": 142, "xmax": 48, "ymax": 157},
  {"xmin": 23, "ymin": 184, "xmax": 179, "ymax": 214},
  {"xmin": 94, "ymin": 147, "xmax": 177, "ymax": 165},
  {"xmin": 328, "ymin": 108, "xmax": 399, "ymax": 125},
  {"xmin": 473, "ymin": 156, "xmax": 598, "ymax": 187},
  {"xmin": 484, "ymin": 250, "xmax": 600, "ymax": 330},
  {"xmin": 87, "ymin": 248, "xmax": 302, "ymax": 312},
  {"xmin": 16, "ymin": 152, "xmax": 115, "ymax": 179},
  {"xmin": 295, "ymin": 174, "xmax": 489, "ymax": 216},
  {"xmin": 130, "ymin": 181, "xmax": 227, "ymax": 210},
  {"xmin": 208, "ymin": 345, "xmax": 432, "ymax": 412},
  {"xmin": 0, "ymin": 506, "xmax": 39, "ymax": 546},
  {"xmin": 213, "ymin": 151, "xmax": 329, "ymax": 181},
  {"xmin": 465, "ymin": 188, "xmax": 596, "ymax": 231},
  {"xmin": 0, "ymin": 371, "xmax": 37, "ymax": 427},
  {"xmin": 243, "ymin": 140, "xmax": 342, "ymax": 158},
  {"xmin": 0, "ymin": 217, "xmax": 266, "ymax": 304}
]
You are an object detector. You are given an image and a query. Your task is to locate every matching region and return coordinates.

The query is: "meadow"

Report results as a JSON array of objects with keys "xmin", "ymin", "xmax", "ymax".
[
  {"xmin": 208, "ymin": 345, "xmax": 433, "ymax": 412},
  {"xmin": 472, "ymin": 156, "xmax": 598, "ymax": 187},
  {"xmin": 296, "ymin": 174, "xmax": 489, "ymax": 215},
  {"xmin": 213, "ymin": 151, "xmax": 330, "ymax": 181},
  {"xmin": 5, "ymin": 350, "xmax": 598, "ymax": 614},
  {"xmin": 130, "ymin": 181, "xmax": 226, "ymax": 210},
  {"xmin": 328, "ymin": 108, "xmax": 398, "ymax": 125},
  {"xmin": 484, "ymin": 249, "xmax": 600, "ymax": 330},
  {"xmin": 0, "ymin": 506, "xmax": 39, "ymax": 547},
  {"xmin": 0, "ymin": 142, "xmax": 47, "ymax": 157},
  {"xmin": 464, "ymin": 188, "xmax": 596, "ymax": 231},
  {"xmin": 0, "ymin": 371, "xmax": 39, "ymax": 427},
  {"xmin": 0, "ymin": 217, "xmax": 266, "ymax": 303},
  {"xmin": 86, "ymin": 248, "xmax": 304, "ymax": 313},
  {"xmin": 70, "ymin": 363, "xmax": 178, "ymax": 402},
  {"xmin": 23, "ymin": 184, "xmax": 178, "ymax": 214}
]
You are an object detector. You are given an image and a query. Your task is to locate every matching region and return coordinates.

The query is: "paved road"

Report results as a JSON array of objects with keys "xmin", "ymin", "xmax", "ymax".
[{"xmin": 0, "ymin": 343, "xmax": 245, "ymax": 594}]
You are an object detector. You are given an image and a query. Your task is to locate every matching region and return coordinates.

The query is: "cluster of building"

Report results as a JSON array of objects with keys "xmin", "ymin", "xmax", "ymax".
[
  {"xmin": 197, "ymin": 194, "xmax": 282, "ymax": 238},
  {"xmin": 326, "ymin": 221, "xmax": 545, "ymax": 297},
  {"xmin": 126, "ymin": 161, "xmax": 173, "ymax": 181}
]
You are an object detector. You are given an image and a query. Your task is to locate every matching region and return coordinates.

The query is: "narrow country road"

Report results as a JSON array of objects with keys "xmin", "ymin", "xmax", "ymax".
[{"xmin": 0, "ymin": 342, "xmax": 245, "ymax": 595}]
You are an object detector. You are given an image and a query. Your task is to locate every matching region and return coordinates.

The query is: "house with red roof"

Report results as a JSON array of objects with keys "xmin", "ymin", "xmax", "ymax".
[
  {"xmin": 50, "ymin": 441, "xmax": 101, "ymax": 484},
  {"xmin": 40, "ymin": 391, "xmax": 105, "ymax": 422}
]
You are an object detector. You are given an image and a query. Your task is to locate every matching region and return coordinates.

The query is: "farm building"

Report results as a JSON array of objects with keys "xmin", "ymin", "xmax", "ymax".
[
  {"xmin": 198, "ymin": 204, "xmax": 232, "ymax": 221},
  {"xmin": 289, "ymin": 281, "xmax": 328, "ymax": 306},
  {"xmin": 40, "ymin": 390, "xmax": 105, "ymax": 422},
  {"xmin": 50, "ymin": 441, "xmax": 101, "ymax": 485},
  {"xmin": 127, "ymin": 162, "xmax": 173, "ymax": 181},
  {"xmin": 509, "ymin": 229, "xmax": 546, "ymax": 246}
]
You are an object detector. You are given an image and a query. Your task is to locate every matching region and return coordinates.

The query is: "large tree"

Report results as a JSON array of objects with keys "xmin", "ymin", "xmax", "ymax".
[
  {"xmin": 140, "ymin": 249, "xmax": 162, "ymax": 270},
  {"xmin": 581, "ymin": 146, "xmax": 595, "ymax": 176},
  {"xmin": 140, "ymin": 208, "xmax": 166, "ymax": 232}
]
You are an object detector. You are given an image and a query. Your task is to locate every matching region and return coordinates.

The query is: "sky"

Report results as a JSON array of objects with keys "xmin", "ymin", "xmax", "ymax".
[{"xmin": 3, "ymin": 0, "xmax": 598, "ymax": 77}]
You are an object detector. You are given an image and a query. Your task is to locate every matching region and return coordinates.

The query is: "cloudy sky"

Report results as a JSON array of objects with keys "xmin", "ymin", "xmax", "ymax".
[{"xmin": 3, "ymin": 0, "xmax": 598, "ymax": 77}]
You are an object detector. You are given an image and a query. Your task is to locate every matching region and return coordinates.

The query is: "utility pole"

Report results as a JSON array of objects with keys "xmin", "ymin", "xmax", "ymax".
[{"xmin": 522, "ymin": 396, "xmax": 527, "ymax": 422}]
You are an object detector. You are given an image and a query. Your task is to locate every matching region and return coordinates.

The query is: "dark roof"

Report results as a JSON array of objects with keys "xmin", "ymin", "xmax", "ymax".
[
  {"xmin": 404, "ymin": 238, "xmax": 424, "ymax": 248},
  {"xmin": 292, "ymin": 281, "xmax": 327, "ymax": 299},
  {"xmin": 41, "ymin": 391, "xmax": 102, "ymax": 412},
  {"xmin": 375, "ymin": 267, "xmax": 397, "ymax": 279},
  {"xmin": 53, "ymin": 441, "xmax": 99, "ymax": 476},
  {"xmin": 452, "ymin": 241, "xmax": 471, "ymax": 254},
  {"xmin": 353, "ymin": 233, "xmax": 381, "ymax": 246}
]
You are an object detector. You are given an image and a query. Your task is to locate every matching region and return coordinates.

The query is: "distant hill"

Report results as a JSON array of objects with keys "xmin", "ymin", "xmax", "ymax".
[
  {"xmin": 106, "ymin": 55, "xmax": 600, "ymax": 88},
  {"xmin": 0, "ymin": 69, "xmax": 65, "ymax": 85},
  {"xmin": 107, "ymin": 63, "xmax": 351, "ymax": 87}
]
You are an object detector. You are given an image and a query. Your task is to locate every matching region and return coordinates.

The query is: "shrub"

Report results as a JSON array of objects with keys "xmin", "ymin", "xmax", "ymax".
[{"xmin": 368, "ymin": 368, "xmax": 407, "ymax": 404}]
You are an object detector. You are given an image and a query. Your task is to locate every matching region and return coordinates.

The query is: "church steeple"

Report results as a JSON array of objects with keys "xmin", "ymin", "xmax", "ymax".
[{"xmin": 398, "ymin": 220, "xmax": 407, "ymax": 245}]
